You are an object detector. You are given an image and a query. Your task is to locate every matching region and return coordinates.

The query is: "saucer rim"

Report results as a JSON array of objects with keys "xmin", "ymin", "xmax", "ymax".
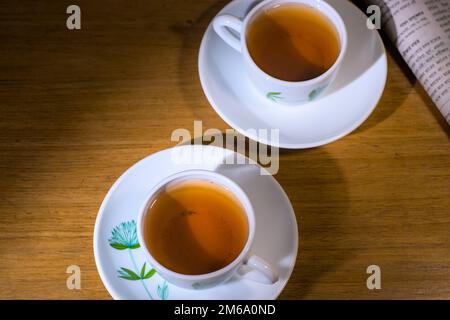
[
  {"xmin": 93, "ymin": 145, "xmax": 299, "ymax": 300},
  {"xmin": 198, "ymin": 0, "xmax": 388, "ymax": 149}
]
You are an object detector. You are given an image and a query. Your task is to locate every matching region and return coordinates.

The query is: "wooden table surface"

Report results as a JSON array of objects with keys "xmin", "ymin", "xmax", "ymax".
[{"xmin": 0, "ymin": 0, "xmax": 449, "ymax": 299}]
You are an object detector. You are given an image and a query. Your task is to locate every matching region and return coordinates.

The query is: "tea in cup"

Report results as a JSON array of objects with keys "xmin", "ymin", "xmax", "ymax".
[
  {"xmin": 137, "ymin": 170, "xmax": 279, "ymax": 289},
  {"xmin": 213, "ymin": 0, "xmax": 347, "ymax": 104}
]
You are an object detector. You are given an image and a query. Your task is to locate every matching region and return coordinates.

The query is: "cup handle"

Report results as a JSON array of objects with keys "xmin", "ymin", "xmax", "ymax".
[
  {"xmin": 238, "ymin": 255, "xmax": 279, "ymax": 284},
  {"xmin": 213, "ymin": 14, "xmax": 243, "ymax": 52}
]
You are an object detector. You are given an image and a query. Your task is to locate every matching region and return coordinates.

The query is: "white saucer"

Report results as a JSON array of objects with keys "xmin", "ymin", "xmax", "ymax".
[
  {"xmin": 94, "ymin": 145, "xmax": 298, "ymax": 299},
  {"xmin": 198, "ymin": 0, "xmax": 387, "ymax": 149}
]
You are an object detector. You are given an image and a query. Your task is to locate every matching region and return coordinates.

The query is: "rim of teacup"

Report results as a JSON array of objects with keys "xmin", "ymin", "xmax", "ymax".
[
  {"xmin": 136, "ymin": 169, "xmax": 256, "ymax": 281},
  {"xmin": 241, "ymin": 0, "xmax": 348, "ymax": 86}
]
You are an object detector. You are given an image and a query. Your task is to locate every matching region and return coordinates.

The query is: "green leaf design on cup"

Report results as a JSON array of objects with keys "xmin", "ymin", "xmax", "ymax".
[
  {"xmin": 266, "ymin": 92, "xmax": 283, "ymax": 102},
  {"xmin": 308, "ymin": 86, "xmax": 326, "ymax": 101}
]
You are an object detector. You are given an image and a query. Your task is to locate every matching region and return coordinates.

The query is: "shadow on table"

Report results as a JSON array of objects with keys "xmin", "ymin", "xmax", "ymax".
[
  {"xmin": 173, "ymin": 128, "xmax": 353, "ymax": 298},
  {"xmin": 420, "ymin": 89, "xmax": 450, "ymax": 140},
  {"xmin": 276, "ymin": 148, "xmax": 350, "ymax": 299},
  {"xmin": 170, "ymin": 0, "xmax": 229, "ymax": 120},
  {"xmin": 176, "ymin": 134, "xmax": 351, "ymax": 298},
  {"xmin": 351, "ymin": 1, "xmax": 450, "ymax": 136},
  {"xmin": 352, "ymin": 33, "xmax": 450, "ymax": 137},
  {"xmin": 347, "ymin": 0, "xmax": 404, "ymax": 133}
]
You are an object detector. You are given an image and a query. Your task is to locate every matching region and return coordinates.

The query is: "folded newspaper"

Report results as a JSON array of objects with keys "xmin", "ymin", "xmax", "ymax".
[{"xmin": 365, "ymin": 0, "xmax": 450, "ymax": 124}]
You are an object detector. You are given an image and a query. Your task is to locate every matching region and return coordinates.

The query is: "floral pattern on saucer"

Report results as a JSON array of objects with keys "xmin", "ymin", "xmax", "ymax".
[
  {"xmin": 108, "ymin": 220, "xmax": 169, "ymax": 300},
  {"xmin": 94, "ymin": 144, "xmax": 298, "ymax": 299}
]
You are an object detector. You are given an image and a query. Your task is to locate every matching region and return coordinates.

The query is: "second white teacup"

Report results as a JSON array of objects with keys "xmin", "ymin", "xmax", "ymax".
[
  {"xmin": 136, "ymin": 169, "xmax": 279, "ymax": 289},
  {"xmin": 213, "ymin": 0, "xmax": 347, "ymax": 104}
]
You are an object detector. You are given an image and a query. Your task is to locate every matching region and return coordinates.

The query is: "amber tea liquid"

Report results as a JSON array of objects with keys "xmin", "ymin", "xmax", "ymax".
[
  {"xmin": 143, "ymin": 179, "xmax": 248, "ymax": 275},
  {"xmin": 246, "ymin": 3, "xmax": 340, "ymax": 81}
]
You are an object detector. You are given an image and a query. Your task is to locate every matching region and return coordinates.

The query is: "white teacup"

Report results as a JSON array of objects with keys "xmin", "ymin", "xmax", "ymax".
[
  {"xmin": 136, "ymin": 169, "xmax": 279, "ymax": 289},
  {"xmin": 213, "ymin": 0, "xmax": 347, "ymax": 104}
]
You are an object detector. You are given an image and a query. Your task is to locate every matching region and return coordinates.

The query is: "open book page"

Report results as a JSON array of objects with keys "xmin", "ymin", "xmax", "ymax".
[{"xmin": 365, "ymin": 0, "xmax": 450, "ymax": 124}]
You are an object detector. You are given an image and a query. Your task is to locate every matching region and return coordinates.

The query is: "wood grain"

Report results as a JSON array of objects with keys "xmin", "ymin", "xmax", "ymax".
[{"xmin": 0, "ymin": 0, "xmax": 449, "ymax": 299}]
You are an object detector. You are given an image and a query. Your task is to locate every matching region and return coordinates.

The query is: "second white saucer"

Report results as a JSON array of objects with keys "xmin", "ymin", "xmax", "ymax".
[{"xmin": 198, "ymin": 0, "xmax": 387, "ymax": 149}]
